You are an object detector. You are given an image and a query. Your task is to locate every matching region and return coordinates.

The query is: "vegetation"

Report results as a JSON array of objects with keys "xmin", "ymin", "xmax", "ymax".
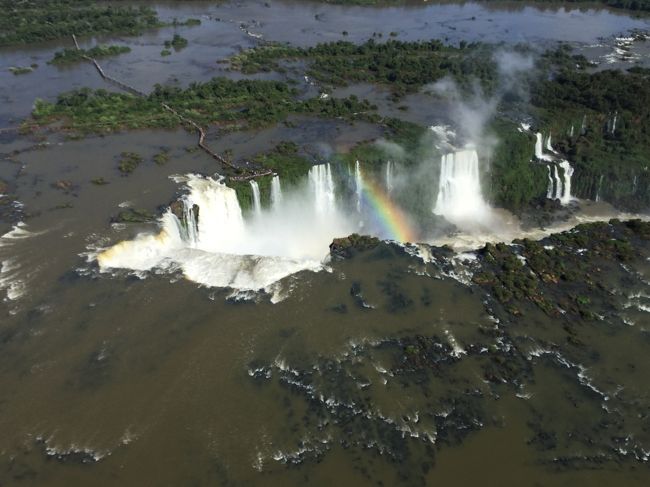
[
  {"xmin": 165, "ymin": 34, "xmax": 188, "ymax": 50},
  {"xmin": 30, "ymin": 78, "xmax": 375, "ymax": 134},
  {"xmin": 9, "ymin": 66, "xmax": 34, "ymax": 75},
  {"xmin": 153, "ymin": 150, "xmax": 170, "ymax": 165},
  {"xmin": 486, "ymin": 119, "xmax": 547, "ymax": 211},
  {"xmin": 230, "ymin": 39, "xmax": 498, "ymax": 97},
  {"xmin": 0, "ymin": 1, "xmax": 160, "ymax": 46},
  {"xmin": 118, "ymin": 152, "xmax": 144, "ymax": 174},
  {"xmin": 531, "ymin": 54, "xmax": 650, "ymax": 211},
  {"xmin": 473, "ymin": 219, "xmax": 649, "ymax": 318},
  {"xmin": 231, "ymin": 142, "xmax": 313, "ymax": 209},
  {"xmin": 50, "ymin": 45, "xmax": 131, "ymax": 65}
]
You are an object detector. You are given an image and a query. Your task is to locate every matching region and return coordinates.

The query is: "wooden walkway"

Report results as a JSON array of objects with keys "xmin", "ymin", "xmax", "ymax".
[{"xmin": 70, "ymin": 34, "xmax": 274, "ymax": 180}]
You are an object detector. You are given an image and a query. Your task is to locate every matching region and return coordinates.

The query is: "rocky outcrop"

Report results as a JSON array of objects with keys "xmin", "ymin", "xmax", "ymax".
[{"xmin": 329, "ymin": 233, "xmax": 381, "ymax": 258}]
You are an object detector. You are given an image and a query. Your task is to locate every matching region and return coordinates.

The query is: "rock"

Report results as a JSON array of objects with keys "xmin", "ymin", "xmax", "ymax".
[
  {"xmin": 52, "ymin": 180, "xmax": 74, "ymax": 192},
  {"xmin": 329, "ymin": 233, "xmax": 380, "ymax": 258}
]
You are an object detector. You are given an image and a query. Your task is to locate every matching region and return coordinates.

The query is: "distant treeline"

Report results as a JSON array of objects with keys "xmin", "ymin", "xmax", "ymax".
[
  {"xmin": 321, "ymin": 0, "xmax": 650, "ymax": 12},
  {"xmin": 0, "ymin": 1, "xmax": 160, "ymax": 46}
]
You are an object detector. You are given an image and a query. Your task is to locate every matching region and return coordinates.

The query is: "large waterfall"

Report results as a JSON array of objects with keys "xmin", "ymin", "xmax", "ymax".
[
  {"xmin": 98, "ymin": 172, "xmax": 354, "ymax": 298},
  {"xmin": 250, "ymin": 180, "xmax": 262, "ymax": 216},
  {"xmin": 310, "ymin": 163, "xmax": 337, "ymax": 214},
  {"xmin": 433, "ymin": 149, "xmax": 491, "ymax": 228}
]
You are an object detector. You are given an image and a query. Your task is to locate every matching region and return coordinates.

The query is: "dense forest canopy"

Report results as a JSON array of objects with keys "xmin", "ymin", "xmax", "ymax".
[{"xmin": 0, "ymin": 1, "xmax": 160, "ymax": 46}]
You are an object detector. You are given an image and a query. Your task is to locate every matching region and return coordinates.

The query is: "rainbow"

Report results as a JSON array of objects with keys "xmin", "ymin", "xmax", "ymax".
[{"xmin": 357, "ymin": 165, "xmax": 417, "ymax": 243}]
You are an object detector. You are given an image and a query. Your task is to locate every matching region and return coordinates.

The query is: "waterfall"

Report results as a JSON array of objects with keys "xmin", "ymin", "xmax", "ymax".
[
  {"xmin": 558, "ymin": 160, "xmax": 574, "ymax": 205},
  {"xmin": 271, "ymin": 175, "xmax": 282, "ymax": 208},
  {"xmin": 595, "ymin": 174, "xmax": 604, "ymax": 202},
  {"xmin": 250, "ymin": 180, "xmax": 262, "ymax": 215},
  {"xmin": 535, "ymin": 133, "xmax": 553, "ymax": 161},
  {"xmin": 354, "ymin": 160, "xmax": 362, "ymax": 212},
  {"xmin": 433, "ymin": 149, "xmax": 490, "ymax": 226},
  {"xmin": 545, "ymin": 134, "xmax": 556, "ymax": 153},
  {"xmin": 535, "ymin": 133, "xmax": 544, "ymax": 159},
  {"xmin": 552, "ymin": 165, "xmax": 563, "ymax": 200},
  {"xmin": 309, "ymin": 163, "xmax": 336, "ymax": 214},
  {"xmin": 611, "ymin": 112, "xmax": 617, "ymax": 134},
  {"xmin": 580, "ymin": 115, "xmax": 587, "ymax": 135},
  {"xmin": 385, "ymin": 160, "xmax": 393, "ymax": 194},
  {"xmin": 569, "ymin": 125, "xmax": 574, "ymax": 138},
  {"xmin": 546, "ymin": 166, "xmax": 554, "ymax": 199},
  {"xmin": 181, "ymin": 177, "xmax": 246, "ymax": 254}
]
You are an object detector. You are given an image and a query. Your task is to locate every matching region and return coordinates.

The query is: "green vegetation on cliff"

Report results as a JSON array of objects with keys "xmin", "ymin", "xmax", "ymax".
[
  {"xmin": 231, "ymin": 142, "xmax": 314, "ymax": 210},
  {"xmin": 0, "ymin": 1, "xmax": 160, "ymax": 46},
  {"xmin": 50, "ymin": 45, "xmax": 132, "ymax": 65},
  {"xmin": 532, "ymin": 62, "xmax": 650, "ymax": 211}
]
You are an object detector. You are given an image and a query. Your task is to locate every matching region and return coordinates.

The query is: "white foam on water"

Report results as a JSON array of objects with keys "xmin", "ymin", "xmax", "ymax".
[{"xmin": 0, "ymin": 222, "xmax": 38, "ymax": 301}]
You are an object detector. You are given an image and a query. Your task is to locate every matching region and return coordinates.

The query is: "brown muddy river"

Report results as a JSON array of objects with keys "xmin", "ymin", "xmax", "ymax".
[{"xmin": 1, "ymin": 1, "xmax": 650, "ymax": 486}]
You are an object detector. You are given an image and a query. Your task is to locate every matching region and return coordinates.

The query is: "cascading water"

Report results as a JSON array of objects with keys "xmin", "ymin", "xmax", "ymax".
[
  {"xmin": 433, "ymin": 148, "xmax": 490, "ymax": 227},
  {"xmin": 558, "ymin": 160, "xmax": 574, "ymax": 204},
  {"xmin": 546, "ymin": 166, "xmax": 554, "ymax": 199},
  {"xmin": 545, "ymin": 134, "xmax": 556, "ymax": 153},
  {"xmin": 309, "ymin": 163, "xmax": 336, "ymax": 215},
  {"xmin": 97, "ymin": 173, "xmax": 355, "ymax": 298},
  {"xmin": 250, "ymin": 180, "xmax": 262, "ymax": 216},
  {"xmin": 271, "ymin": 175, "xmax": 283, "ymax": 208},
  {"xmin": 385, "ymin": 160, "xmax": 393, "ymax": 194},
  {"xmin": 535, "ymin": 133, "xmax": 553, "ymax": 161},
  {"xmin": 552, "ymin": 165, "xmax": 563, "ymax": 200},
  {"xmin": 355, "ymin": 160, "xmax": 362, "ymax": 212},
  {"xmin": 178, "ymin": 177, "xmax": 247, "ymax": 255},
  {"xmin": 595, "ymin": 174, "xmax": 604, "ymax": 202}
]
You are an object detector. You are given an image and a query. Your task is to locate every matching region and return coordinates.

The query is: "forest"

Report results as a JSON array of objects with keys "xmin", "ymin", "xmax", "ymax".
[
  {"xmin": 0, "ymin": 1, "xmax": 161, "ymax": 46},
  {"xmin": 30, "ymin": 78, "xmax": 375, "ymax": 133},
  {"xmin": 50, "ymin": 45, "xmax": 132, "ymax": 65},
  {"xmin": 231, "ymin": 40, "xmax": 497, "ymax": 97}
]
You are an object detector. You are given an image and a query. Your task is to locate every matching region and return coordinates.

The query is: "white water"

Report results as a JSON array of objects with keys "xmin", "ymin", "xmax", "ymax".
[
  {"xmin": 385, "ymin": 160, "xmax": 393, "ymax": 194},
  {"xmin": 553, "ymin": 165, "xmax": 563, "ymax": 200},
  {"xmin": 98, "ymin": 172, "xmax": 354, "ymax": 298},
  {"xmin": 545, "ymin": 134, "xmax": 556, "ymax": 153},
  {"xmin": 0, "ymin": 223, "xmax": 35, "ymax": 301},
  {"xmin": 546, "ymin": 166, "xmax": 554, "ymax": 199},
  {"xmin": 558, "ymin": 160, "xmax": 574, "ymax": 204},
  {"xmin": 535, "ymin": 133, "xmax": 553, "ymax": 161},
  {"xmin": 310, "ymin": 164, "xmax": 337, "ymax": 215},
  {"xmin": 354, "ymin": 160, "xmax": 362, "ymax": 212},
  {"xmin": 271, "ymin": 175, "xmax": 282, "ymax": 208},
  {"xmin": 433, "ymin": 149, "xmax": 491, "ymax": 229},
  {"xmin": 250, "ymin": 181, "xmax": 262, "ymax": 216}
]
